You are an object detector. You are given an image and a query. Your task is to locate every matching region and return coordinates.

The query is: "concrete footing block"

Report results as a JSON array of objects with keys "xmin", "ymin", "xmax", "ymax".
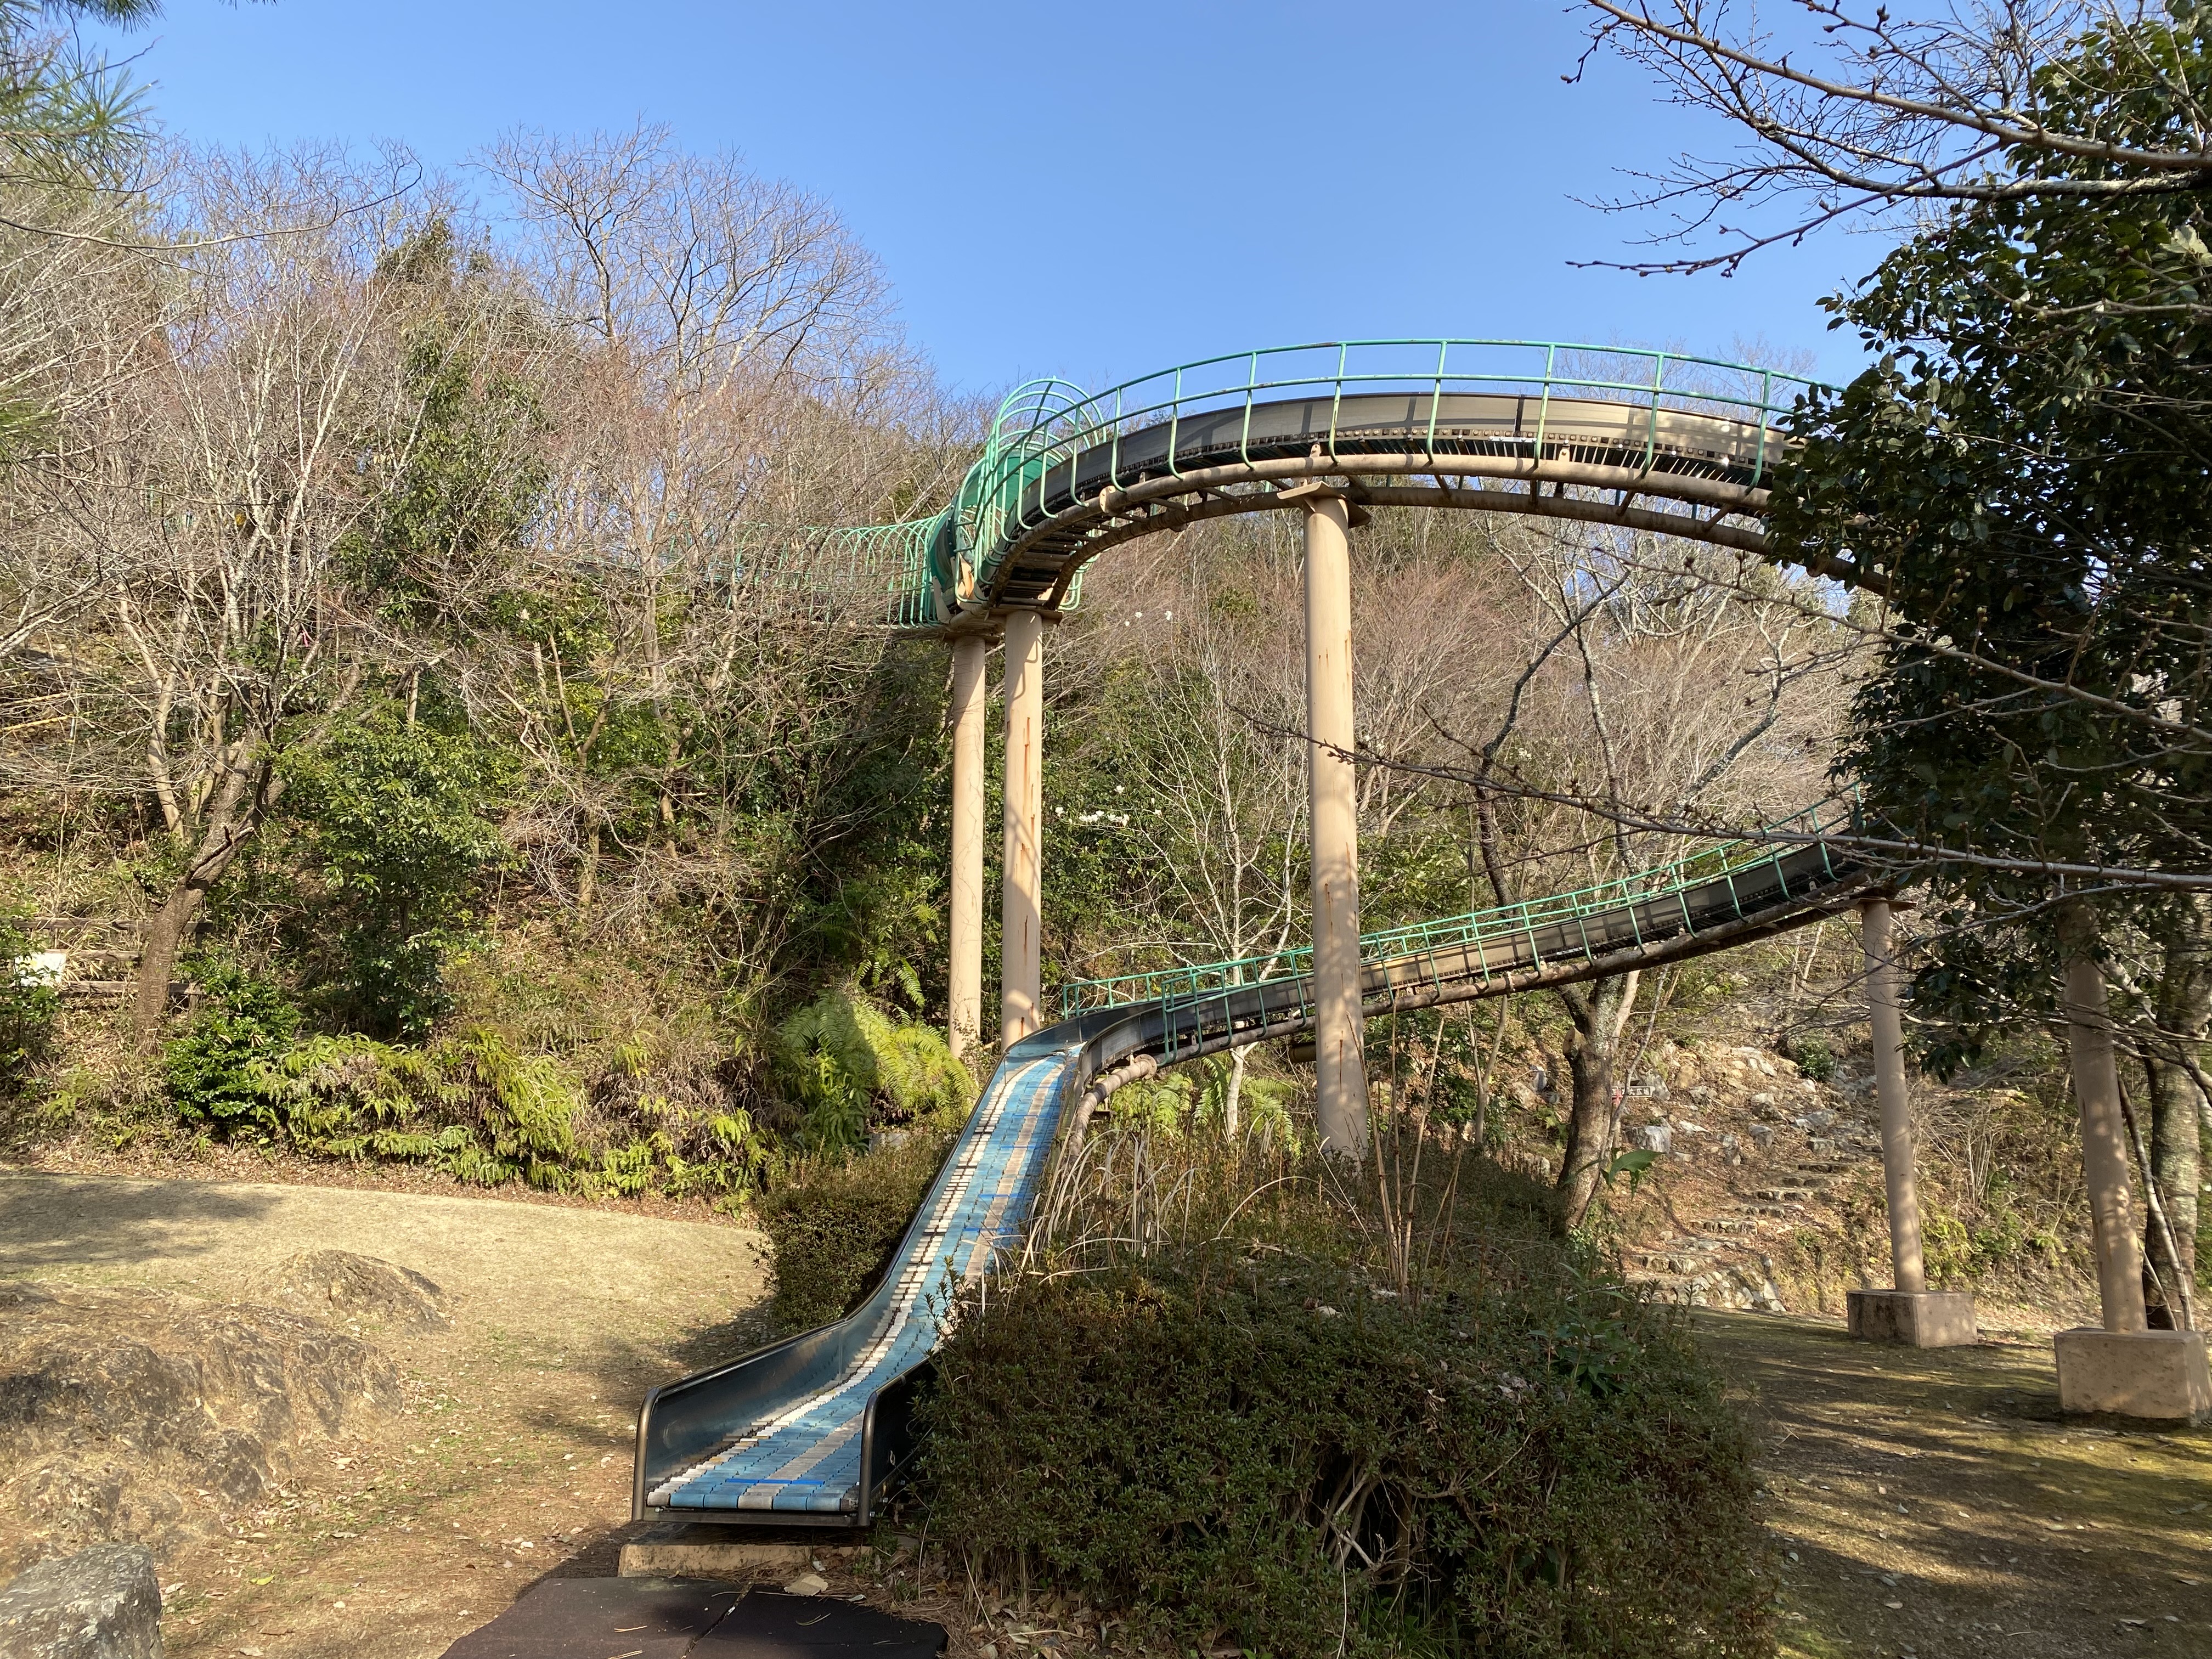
[
  {"xmin": 617, "ymin": 1523, "xmax": 819, "ymax": 1579},
  {"xmin": 1846, "ymin": 1288, "xmax": 1979, "ymax": 1347},
  {"xmin": 2054, "ymin": 1328, "xmax": 2212, "ymax": 1424}
]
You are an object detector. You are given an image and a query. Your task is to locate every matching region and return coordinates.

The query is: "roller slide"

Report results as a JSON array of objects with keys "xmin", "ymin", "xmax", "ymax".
[{"xmin": 630, "ymin": 804, "xmax": 1871, "ymax": 1527}]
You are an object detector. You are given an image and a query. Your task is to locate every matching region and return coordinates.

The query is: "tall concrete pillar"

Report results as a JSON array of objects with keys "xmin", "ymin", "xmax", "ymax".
[
  {"xmin": 1863, "ymin": 898, "xmax": 1928, "ymax": 1294},
  {"xmin": 999, "ymin": 610, "xmax": 1045, "ymax": 1047},
  {"xmin": 946, "ymin": 633, "xmax": 988, "ymax": 1059},
  {"xmin": 2049, "ymin": 904, "xmax": 2205, "ymax": 1421},
  {"xmin": 2059, "ymin": 917, "xmax": 2148, "ymax": 1334},
  {"xmin": 1293, "ymin": 487, "xmax": 1369, "ymax": 1161},
  {"xmin": 1846, "ymin": 896, "xmax": 1974, "ymax": 1344}
]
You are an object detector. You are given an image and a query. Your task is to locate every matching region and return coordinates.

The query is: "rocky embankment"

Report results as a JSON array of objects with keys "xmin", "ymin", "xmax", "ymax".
[
  {"xmin": 1609, "ymin": 1037, "xmax": 1887, "ymax": 1311},
  {"xmin": 0, "ymin": 1254, "xmax": 439, "ymax": 1578}
]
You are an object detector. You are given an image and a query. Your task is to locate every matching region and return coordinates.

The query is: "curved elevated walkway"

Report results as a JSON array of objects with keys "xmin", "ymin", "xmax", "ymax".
[
  {"xmin": 963, "ymin": 387, "xmax": 1795, "ymax": 614},
  {"xmin": 772, "ymin": 340, "xmax": 1876, "ymax": 628},
  {"xmin": 631, "ymin": 803, "xmax": 1872, "ymax": 1526}
]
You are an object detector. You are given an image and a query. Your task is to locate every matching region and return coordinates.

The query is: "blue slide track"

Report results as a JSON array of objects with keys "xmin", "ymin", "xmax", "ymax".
[{"xmin": 635, "ymin": 1047, "xmax": 1080, "ymax": 1520}]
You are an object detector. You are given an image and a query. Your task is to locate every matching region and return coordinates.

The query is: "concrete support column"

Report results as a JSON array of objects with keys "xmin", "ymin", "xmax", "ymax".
[
  {"xmin": 2059, "ymin": 916, "xmax": 2148, "ymax": 1334},
  {"xmin": 1847, "ymin": 897, "xmax": 1976, "ymax": 1346},
  {"xmin": 2050, "ymin": 901, "xmax": 2209, "ymax": 1420},
  {"xmin": 1294, "ymin": 487, "xmax": 1369, "ymax": 1161},
  {"xmin": 999, "ymin": 610, "xmax": 1045, "ymax": 1047},
  {"xmin": 1862, "ymin": 898, "xmax": 1928, "ymax": 1294},
  {"xmin": 946, "ymin": 634, "xmax": 988, "ymax": 1059}
]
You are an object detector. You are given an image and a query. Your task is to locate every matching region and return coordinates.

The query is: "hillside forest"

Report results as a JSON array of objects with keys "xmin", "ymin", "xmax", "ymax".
[{"xmin": 2, "ymin": 5, "xmax": 2209, "ymax": 1336}]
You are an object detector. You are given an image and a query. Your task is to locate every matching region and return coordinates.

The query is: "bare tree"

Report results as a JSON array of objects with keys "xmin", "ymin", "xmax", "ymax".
[
  {"xmin": 1062, "ymin": 533, "xmax": 1311, "ymax": 1133},
  {"xmin": 1, "ymin": 144, "xmax": 442, "ymax": 1045},
  {"xmin": 1577, "ymin": 2, "xmax": 2210, "ymax": 274},
  {"xmin": 1413, "ymin": 522, "xmax": 1858, "ymax": 1227},
  {"xmin": 458, "ymin": 128, "xmax": 965, "ymax": 969}
]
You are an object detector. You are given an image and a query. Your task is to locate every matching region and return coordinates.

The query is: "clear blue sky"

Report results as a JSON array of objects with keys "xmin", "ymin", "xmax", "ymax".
[{"xmin": 94, "ymin": 1, "xmax": 1878, "ymax": 400}]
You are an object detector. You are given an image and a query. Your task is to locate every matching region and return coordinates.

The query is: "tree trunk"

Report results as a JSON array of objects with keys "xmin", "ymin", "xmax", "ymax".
[
  {"xmin": 577, "ymin": 821, "xmax": 600, "ymax": 910},
  {"xmin": 2142, "ymin": 896, "xmax": 2212, "ymax": 1328},
  {"xmin": 2142, "ymin": 1054, "xmax": 2202, "ymax": 1328},
  {"xmin": 1554, "ymin": 969, "xmax": 1641, "ymax": 1232},
  {"xmin": 1224, "ymin": 1043, "xmax": 1249, "ymax": 1138},
  {"xmin": 132, "ymin": 747, "xmax": 274, "ymax": 1052}
]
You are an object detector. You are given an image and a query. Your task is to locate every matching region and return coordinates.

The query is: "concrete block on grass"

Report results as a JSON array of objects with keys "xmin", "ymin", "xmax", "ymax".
[
  {"xmin": 1847, "ymin": 1288, "xmax": 1978, "ymax": 1348},
  {"xmin": 2054, "ymin": 1328, "xmax": 2212, "ymax": 1424},
  {"xmin": 618, "ymin": 1524, "xmax": 812, "ymax": 1579}
]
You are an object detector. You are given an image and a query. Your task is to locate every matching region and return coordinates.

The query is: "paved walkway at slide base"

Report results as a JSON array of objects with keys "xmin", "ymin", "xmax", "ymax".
[{"xmin": 438, "ymin": 1581, "xmax": 943, "ymax": 1659}]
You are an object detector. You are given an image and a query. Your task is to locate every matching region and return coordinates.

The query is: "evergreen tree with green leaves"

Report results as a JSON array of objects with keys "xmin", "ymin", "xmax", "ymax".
[{"xmin": 1767, "ymin": 5, "xmax": 2212, "ymax": 1318}]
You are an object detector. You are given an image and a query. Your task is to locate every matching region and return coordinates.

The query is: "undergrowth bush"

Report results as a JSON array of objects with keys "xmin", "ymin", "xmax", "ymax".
[
  {"xmin": 1788, "ymin": 1035, "xmax": 1835, "ymax": 1083},
  {"xmin": 163, "ymin": 963, "xmax": 304, "ymax": 1128},
  {"xmin": 774, "ymin": 989, "xmax": 971, "ymax": 1155},
  {"xmin": 0, "ymin": 915, "xmax": 59, "ymax": 1101},
  {"xmin": 921, "ymin": 1139, "xmax": 1771, "ymax": 1658},
  {"xmin": 755, "ymin": 1131, "xmax": 949, "ymax": 1332},
  {"xmin": 159, "ymin": 964, "xmax": 770, "ymax": 1198}
]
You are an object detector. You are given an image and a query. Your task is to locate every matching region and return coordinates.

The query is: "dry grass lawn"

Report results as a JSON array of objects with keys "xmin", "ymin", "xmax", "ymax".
[
  {"xmin": 1697, "ymin": 1311, "xmax": 2211, "ymax": 1658},
  {"xmin": 2, "ymin": 1167, "xmax": 2206, "ymax": 1659}
]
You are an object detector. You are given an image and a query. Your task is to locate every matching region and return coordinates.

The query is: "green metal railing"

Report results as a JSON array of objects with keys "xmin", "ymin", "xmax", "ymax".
[
  {"xmin": 1057, "ymin": 795, "xmax": 1860, "ymax": 1022},
  {"xmin": 710, "ymin": 340, "xmax": 1827, "ymax": 629},
  {"xmin": 937, "ymin": 341, "xmax": 1819, "ymax": 625}
]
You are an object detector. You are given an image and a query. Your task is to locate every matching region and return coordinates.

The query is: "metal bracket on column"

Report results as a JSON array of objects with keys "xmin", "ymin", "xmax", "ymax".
[{"xmin": 1276, "ymin": 479, "xmax": 1373, "ymax": 528}]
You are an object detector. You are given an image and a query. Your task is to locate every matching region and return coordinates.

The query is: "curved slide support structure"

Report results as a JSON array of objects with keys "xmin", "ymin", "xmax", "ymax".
[
  {"xmin": 631, "ymin": 801, "xmax": 1873, "ymax": 1527},
  {"xmin": 710, "ymin": 340, "xmax": 1877, "ymax": 628}
]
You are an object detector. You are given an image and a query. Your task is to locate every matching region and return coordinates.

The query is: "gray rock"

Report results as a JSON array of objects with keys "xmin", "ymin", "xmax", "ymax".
[
  {"xmin": 1633, "ymin": 1123, "xmax": 1672, "ymax": 1154},
  {"xmin": 0, "ymin": 1544, "xmax": 161, "ymax": 1659}
]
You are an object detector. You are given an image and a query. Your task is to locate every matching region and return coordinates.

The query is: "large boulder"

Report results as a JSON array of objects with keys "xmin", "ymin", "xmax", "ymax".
[
  {"xmin": 0, "ymin": 1282, "xmax": 400, "ymax": 1577},
  {"xmin": 250, "ymin": 1249, "xmax": 449, "ymax": 1331},
  {"xmin": 0, "ymin": 1543, "xmax": 161, "ymax": 1659}
]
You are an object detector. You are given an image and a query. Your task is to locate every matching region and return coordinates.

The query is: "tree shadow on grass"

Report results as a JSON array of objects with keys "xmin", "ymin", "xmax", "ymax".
[
  {"xmin": 0, "ymin": 1169, "xmax": 278, "ymax": 1275},
  {"xmin": 1695, "ymin": 1310, "xmax": 2212, "ymax": 1656}
]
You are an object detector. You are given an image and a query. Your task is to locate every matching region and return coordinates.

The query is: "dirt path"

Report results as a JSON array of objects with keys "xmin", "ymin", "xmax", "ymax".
[
  {"xmin": 0, "ymin": 1169, "xmax": 773, "ymax": 1659},
  {"xmin": 1697, "ymin": 1311, "xmax": 2211, "ymax": 1658}
]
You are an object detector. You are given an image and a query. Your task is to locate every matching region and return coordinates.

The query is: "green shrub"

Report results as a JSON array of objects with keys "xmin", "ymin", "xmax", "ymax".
[
  {"xmin": 279, "ymin": 705, "xmax": 515, "ymax": 1038},
  {"xmin": 1790, "ymin": 1036, "xmax": 1836, "ymax": 1083},
  {"xmin": 163, "ymin": 964, "xmax": 305, "ymax": 1132},
  {"xmin": 162, "ymin": 993, "xmax": 771, "ymax": 1198},
  {"xmin": 0, "ymin": 917, "xmax": 59, "ymax": 1101},
  {"xmin": 755, "ymin": 1133, "xmax": 949, "ymax": 1333},
  {"xmin": 1106, "ymin": 1059, "xmax": 1300, "ymax": 1146},
  {"xmin": 774, "ymin": 989, "xmax": 972, "ymax": 1151},
  {"xmin": 921, "ymin": 1178, "xmax": 1769, "ymax": 1657}
]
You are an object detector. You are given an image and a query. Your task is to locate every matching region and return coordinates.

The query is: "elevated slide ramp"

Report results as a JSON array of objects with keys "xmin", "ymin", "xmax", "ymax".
[{"xmin": 631, "ymin": 805, "xmax": 1870, "ymax": 1526}]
